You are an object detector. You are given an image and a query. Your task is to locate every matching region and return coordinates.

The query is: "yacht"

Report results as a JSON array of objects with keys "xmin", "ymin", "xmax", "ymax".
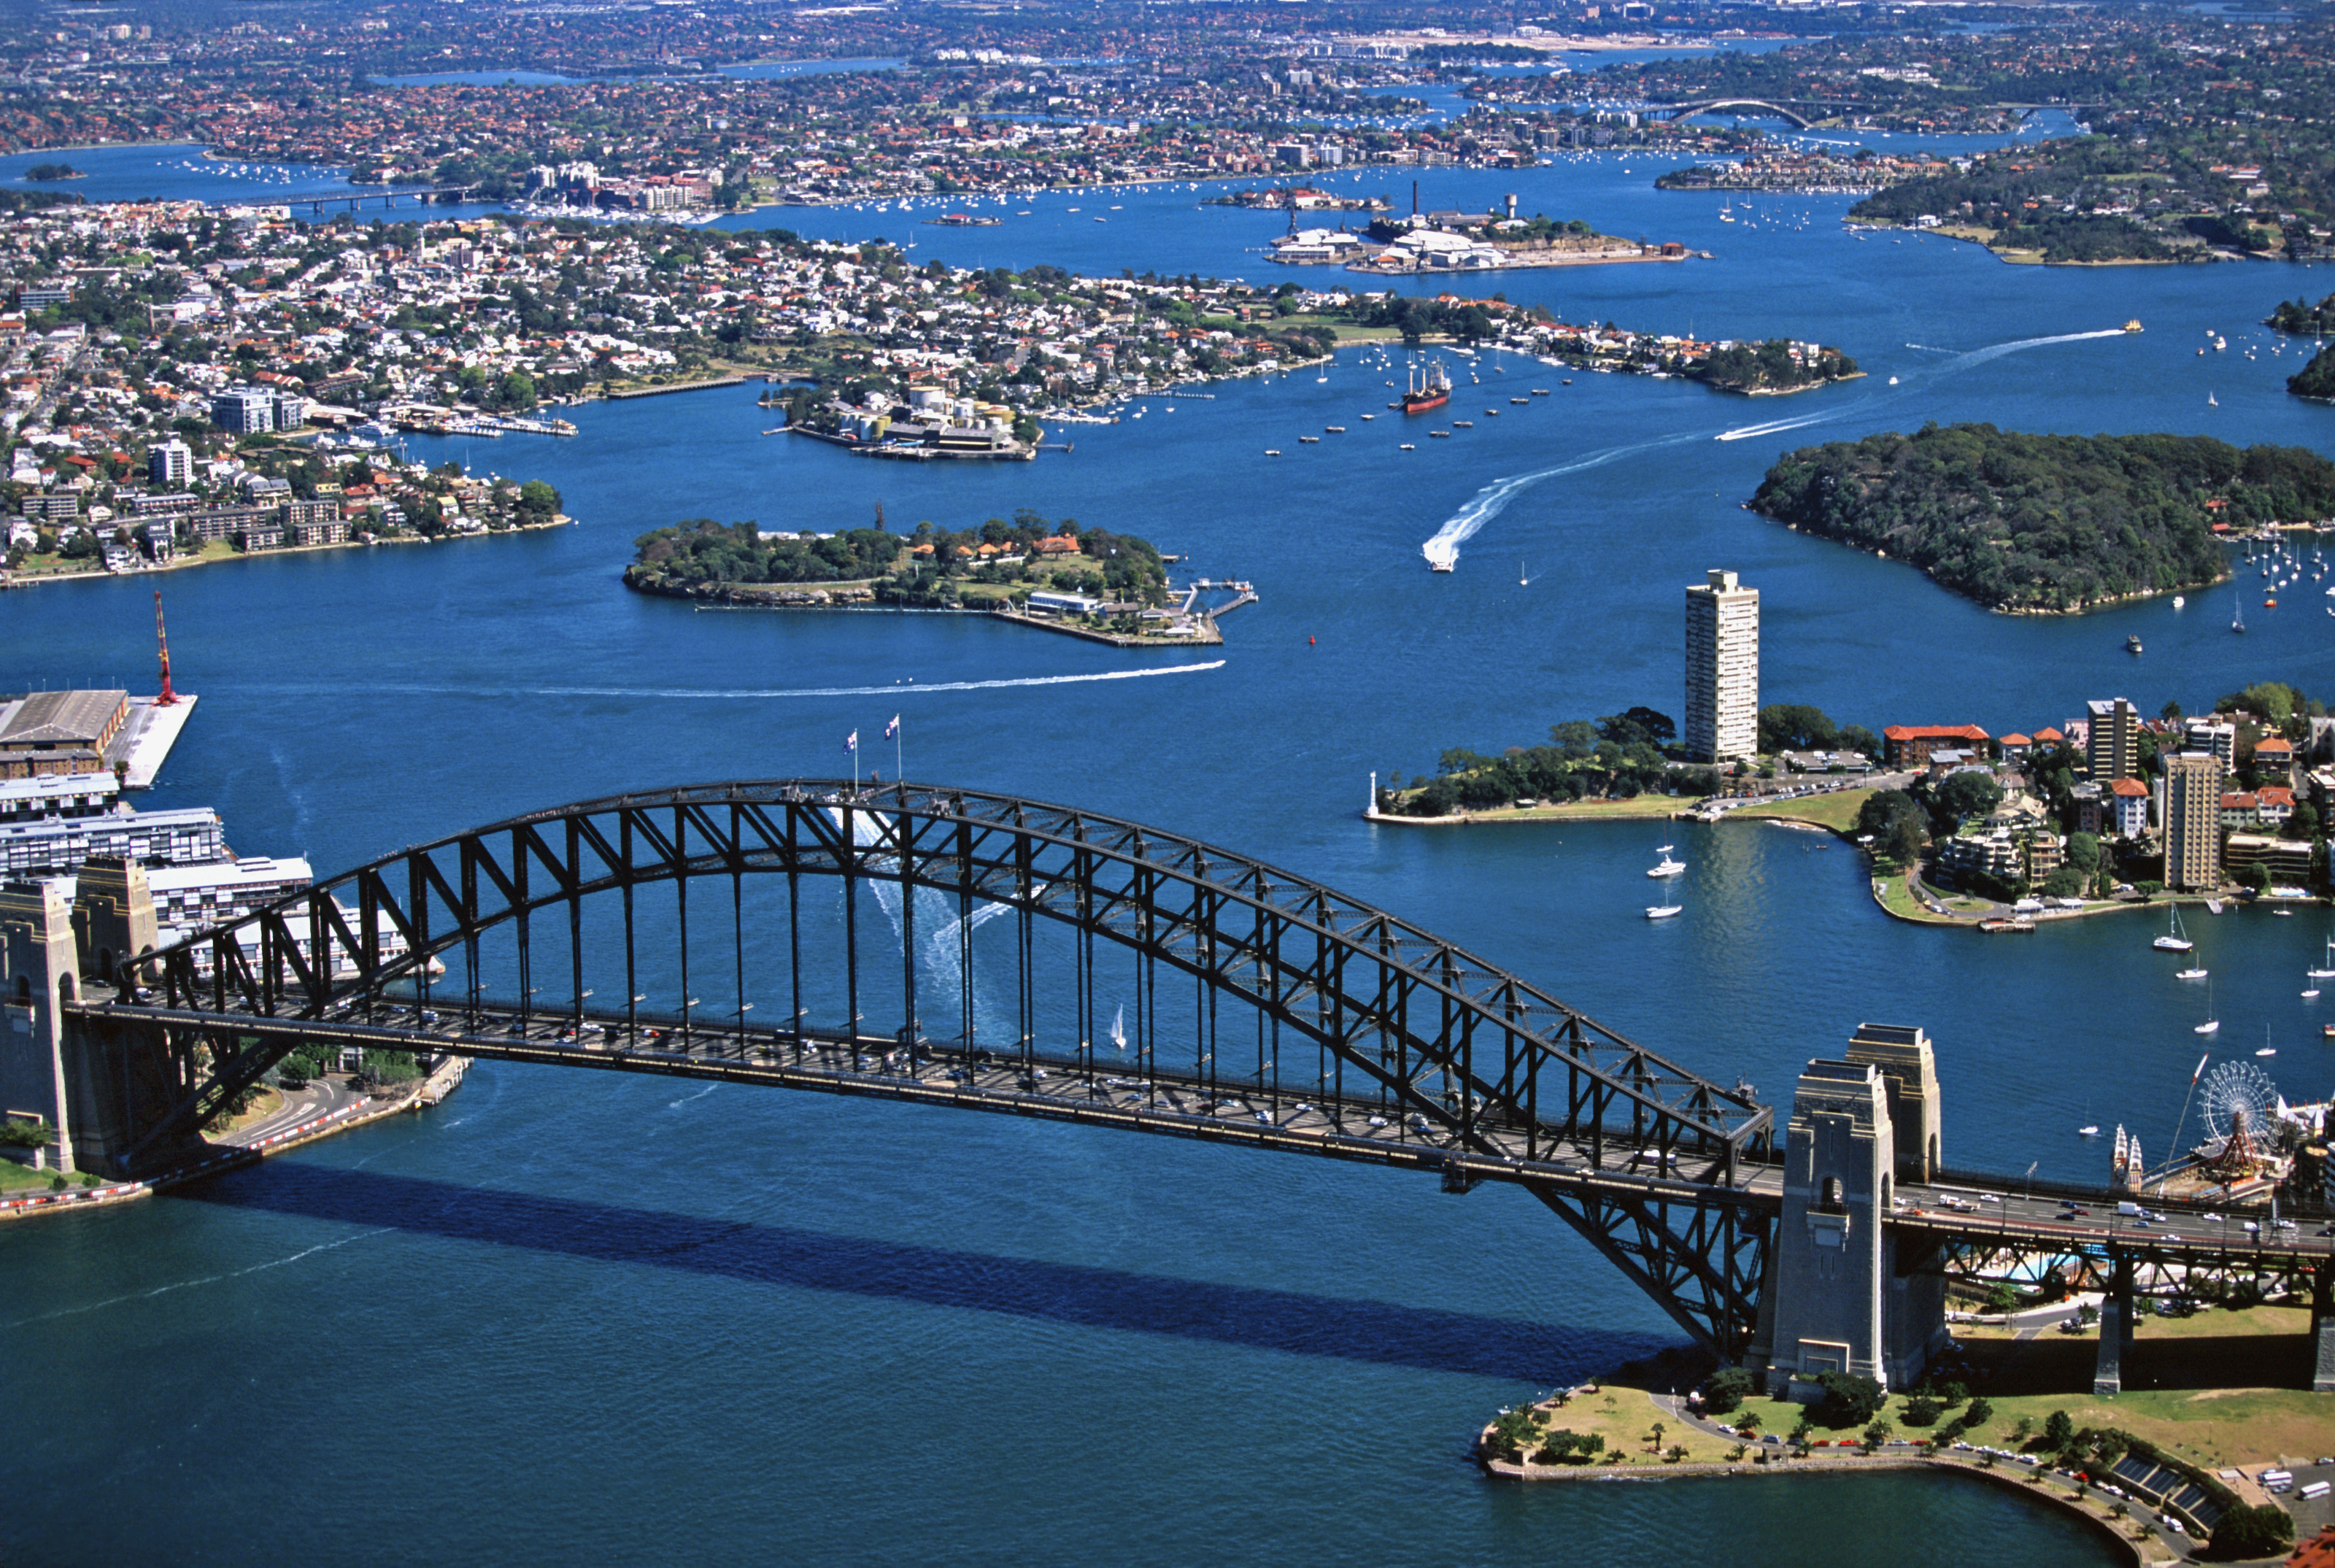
[
  {"xmin": 2153, "ymin": 907, "xmax": 2194, "ymax": 951},
  {"xmin": 1645, "ymin": 900, "xmax": 1683, "ymax": 921},
  {"xmin": 1648, "ymin": 845, "xmax": 1686, "ymax": 878},
  {"xmin": 2308, "ymin": 931, "xmax": 2335, "ymax": 979}
]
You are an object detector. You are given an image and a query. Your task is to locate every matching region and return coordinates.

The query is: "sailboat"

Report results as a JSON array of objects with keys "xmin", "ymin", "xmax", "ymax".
[
  {"xmin": 2309, "ymin": 930, "xmax": 2335, "ymax": 980},
  {"xmin": 2153, "ymin": 905, "xmax": 2193, "ymax": 951},
  {"xmin": 2235, "ymin": 586, "xmax": 2247, "ymax": 634},
  {"xmin": 2194, "ymin": 982, "xmax": 2220, "ymax": 1035},
  {"xmin": 1648, "ymin": 843, "xmax": 1686, "ymax": 878},
  {"xmin": 2177, "ymin": 964, "xmax": 2208, "ymax": 981},
  {"xmin": 1109, "ymin": 1004, "xmax": 1127, "ymax": 1052},
  {"xmin": 1645, "ymin": 897, "xmax": 1683, "ymax": 920}
]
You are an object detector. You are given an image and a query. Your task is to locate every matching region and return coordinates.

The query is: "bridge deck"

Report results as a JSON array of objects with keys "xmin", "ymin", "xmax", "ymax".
[{"xmin": 96, "ymin": 998, "xmax": 2335, "ymax": 1272}]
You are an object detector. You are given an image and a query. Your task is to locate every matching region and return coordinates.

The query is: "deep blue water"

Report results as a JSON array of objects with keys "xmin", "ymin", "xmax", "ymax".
[{"xmin": 6, "ymin": 141, "xmax": 2333, "ymax": 1566}]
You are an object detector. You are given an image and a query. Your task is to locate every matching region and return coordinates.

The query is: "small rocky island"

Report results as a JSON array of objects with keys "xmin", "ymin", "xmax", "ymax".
[{"xmin": 1747, "ymin": 425, "xmax": 2335, "ymax": 612}]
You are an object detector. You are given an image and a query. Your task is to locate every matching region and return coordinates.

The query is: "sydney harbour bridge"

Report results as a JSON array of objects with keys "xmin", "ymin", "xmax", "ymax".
[{"xmin": 15, "ymin": 779, "xmax": 2335, "ymax": 1395}]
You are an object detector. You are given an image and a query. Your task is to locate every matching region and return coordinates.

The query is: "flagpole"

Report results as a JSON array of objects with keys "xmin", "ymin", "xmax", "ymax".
[{"xmin": 895, "ymin": 718, "xmax": 903, "ymax": 784}]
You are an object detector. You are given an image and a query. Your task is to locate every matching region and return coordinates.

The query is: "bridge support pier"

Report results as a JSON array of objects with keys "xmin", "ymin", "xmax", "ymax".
[
  {"xmin": 1, "ymin": 880, "xmax": 83, "ymax": 1173},
  {"xmin": 2093, "ymin": 1253, "xmax": 2137, "ymax": 1396},
  {"xmin": 1749, "ymin": 1025, "xmax": 1947, "ymax": 1394},
  {"xmin": 3, "ymin": 864, "xmax": 190, "ymax": 1177}
]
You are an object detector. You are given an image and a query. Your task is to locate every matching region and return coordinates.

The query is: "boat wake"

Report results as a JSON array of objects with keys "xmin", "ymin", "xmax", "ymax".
[
  {"xmin": 1715, "ymin": 407, "xmax": 1840, "ymax": 444},
  {"xmin": 1421, "ymin": 325, "xmax": 2132, "ymax": 565},
  {"xmin": 353, "ymin": 663, "xmax": 1228, "ymax": 701},
  {"xmin": 1420, "ymin": 437, "xmax": 1696, "ymax": 569},
  {"xmin": 1904, "ymin": 327, "xmax": 2128, "ymax": 371}
]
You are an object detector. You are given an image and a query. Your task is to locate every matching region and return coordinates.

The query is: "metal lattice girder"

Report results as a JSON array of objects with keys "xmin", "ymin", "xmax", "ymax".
[{"xmin": 125, "ymin": 779, "xmax": 1771, "ymax": 1200}]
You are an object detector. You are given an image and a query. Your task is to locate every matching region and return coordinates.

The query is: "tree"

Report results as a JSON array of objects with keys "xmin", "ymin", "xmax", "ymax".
[
  {"xmin": 1984, "ymin": 1281, "xmax": 2020, "ymax": 1313},
  {"xmin": 2209, "ymin": 1502, "xmax": 2295, "ymax": 1559},
  {"xmin": 2041, "ymin": 1410, "xmax": 2075, "ymax": 1452},
  {"xmin": 515, "ymin": 479, "xmax": 561, "ymax": 522},
  {"xmin": 2218, "ymin": 681, "xmax": 2304, "ymax": 728},
  {"xmin": 1598, "ymin": 706, "xmax": 1676, "ymax": 747},
  {"xmin": 1931, "ymin": 770, "xmax": 2005, "ymax": 827},
  {"xmin": 1900, "ymin": 1394, "xmax": 1942, "ymax": 1427},
  {"xmin": 2066, "ymin": 832, "xmax": 2102, "ymax": 875},
  {"xmin": 1963, "ymin": 1397, "xmax": 1993, "ymax": 1428},
  {"xmin": 1856, "ymin": 789, "xmax": 1927, "ymax": 858},
  {"xmin": 1759, "ymin": 703, "xmax": 1840, "ymax": 754},
  {"xmin": 1703, "ymin": 1367, "xmax": 1754, "ymax": 1416},
  {"xmin": 1861, "ymin": 1419, "xmax": 1893, "ymax": 1452},
  {"xmin": 1815, "ymin": 1371, "xmax": 1886, "ymax": 1428}
]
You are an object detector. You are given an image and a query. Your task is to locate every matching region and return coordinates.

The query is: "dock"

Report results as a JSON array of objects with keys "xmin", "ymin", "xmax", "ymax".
[{"xmin": 112, "ymin": 693, "xmax": 197, "ymax": 789}]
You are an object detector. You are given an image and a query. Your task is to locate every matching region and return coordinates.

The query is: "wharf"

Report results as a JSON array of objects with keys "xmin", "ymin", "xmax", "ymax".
[{"xmin": 112, "ymin": 693, "xmax": 196, "ymax": 789}]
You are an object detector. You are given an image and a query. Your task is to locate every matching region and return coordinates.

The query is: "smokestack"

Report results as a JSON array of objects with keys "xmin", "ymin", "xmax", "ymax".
[
  {"xmin": 1505, "ymin": 193, "xmax": 1518, "ymax": 220},
  {"xmin": 1411, "ymin": 179, "xmax": 1418, "ymax": 217}
]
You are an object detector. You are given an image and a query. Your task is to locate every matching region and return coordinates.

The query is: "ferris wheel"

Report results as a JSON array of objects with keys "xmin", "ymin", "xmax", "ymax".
[{"xmin": 2201, "ymin": 1059, "xmax": 2282, "ymax": 1169}]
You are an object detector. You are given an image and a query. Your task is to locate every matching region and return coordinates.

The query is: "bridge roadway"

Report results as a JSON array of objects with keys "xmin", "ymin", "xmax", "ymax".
[{"xmin": 110, "ymin": 995, "xmax": 2335, "ymax": 1275}]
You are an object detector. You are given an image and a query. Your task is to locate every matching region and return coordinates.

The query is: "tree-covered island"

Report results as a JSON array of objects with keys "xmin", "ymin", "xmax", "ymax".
[
  {"xmin": 625, "ymin": 509, "xmax": 1208, "ymax": 641},
  {"xmin": 2272, "ymin": 291, "xmax": 2335, "ymax": 401},
  {"xmin": 1748, "ymin": 425, "xmax": 2335, "ymax": 613}
]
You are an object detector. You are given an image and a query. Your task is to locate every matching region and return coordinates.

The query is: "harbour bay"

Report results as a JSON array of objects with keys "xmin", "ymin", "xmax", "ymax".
[{"xmin": 5, "ymin": 139, "xmax": 2333, "ymax": 1564}]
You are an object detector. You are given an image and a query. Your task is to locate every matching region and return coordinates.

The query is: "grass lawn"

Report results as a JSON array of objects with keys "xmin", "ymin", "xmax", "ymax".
[
  {"xmin": 1732, "ymin": 787, "xmax": 1872, "ymax": 833},
  {"xmin": 0, "ymin": 1157, "xmax": 101, "ymax": 1194},
  {"xmin": 1383, "ymin": 795, "xmax": 1691, "ymax": 824},
  {"xmin": 1924, "ymin": 1307, "xmax": 2335, "ymax": 1469},
  {"xmin": 1873, "ymin": 871, "xmax": 1954, "ymax": 924},
  {"xmin": 1505, "ymin": 1379, "xmax": 1745, "ymax": 1467}
]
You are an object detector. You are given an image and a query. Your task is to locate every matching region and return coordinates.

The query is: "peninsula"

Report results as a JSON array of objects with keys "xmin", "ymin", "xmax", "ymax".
[{"xmin": 1747, "ymin": 426, "xmax": 2335, "ymax": 613}]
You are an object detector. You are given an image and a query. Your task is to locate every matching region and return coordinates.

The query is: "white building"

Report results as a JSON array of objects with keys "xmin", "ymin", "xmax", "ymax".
[
  {"xmin": 1685, "ymin": 568, "xmax": 1759, "ymax": 763},
  {"xmin": 149, "ymin": 439, "xmax": 192, "ymax": 487}
]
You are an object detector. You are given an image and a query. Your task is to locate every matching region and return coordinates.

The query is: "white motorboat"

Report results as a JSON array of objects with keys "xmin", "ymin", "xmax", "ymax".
[
  {"xmin": 2177, "ymin": 967, "xmax": 2208, "ymax": 981},
  {"xmin": 1645, "ymin": 902, "xmax": 1683, "ymax": 920}
]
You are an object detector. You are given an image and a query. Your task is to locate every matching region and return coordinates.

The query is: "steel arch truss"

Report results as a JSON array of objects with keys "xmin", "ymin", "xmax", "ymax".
[{"xmin": 117, "ymin": 779, "xmax": 1775, "ymax": 1347}]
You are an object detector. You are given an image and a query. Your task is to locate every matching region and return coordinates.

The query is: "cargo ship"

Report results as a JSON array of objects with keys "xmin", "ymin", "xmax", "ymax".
[{"xmin": 1402, "ymin": 361, "xmax": 1451, "ymax": 415}]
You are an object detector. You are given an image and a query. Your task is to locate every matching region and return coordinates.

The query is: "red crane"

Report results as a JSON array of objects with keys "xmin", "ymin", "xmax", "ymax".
[{"xmin": 153, "ymin": 588, "xmax": 178, "ymax": 706}]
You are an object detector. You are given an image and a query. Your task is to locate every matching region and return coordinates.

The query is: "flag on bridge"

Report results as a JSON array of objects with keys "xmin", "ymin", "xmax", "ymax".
[
  {"xmin": 885, "ymin": 715, "xmax": 900, "ymax": 739},
  {"xmin": 844, "ymin": 730, "xmax": 858, "ymax": 753}
]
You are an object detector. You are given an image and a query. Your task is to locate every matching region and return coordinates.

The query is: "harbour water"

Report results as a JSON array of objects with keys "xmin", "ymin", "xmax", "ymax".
[{"xmin": 4, "ymin": 140, "xmax": 2332, "ymax": 1564}]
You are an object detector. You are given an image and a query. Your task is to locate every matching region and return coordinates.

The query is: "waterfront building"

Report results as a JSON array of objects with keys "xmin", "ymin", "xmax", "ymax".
[
  {"xmin": 0, "ymin": 806, "xmax": 225, "ymax": 878},
  {"xmin": 0, "ymin": 771, "xmax": 118, "ymax": 822},
  {"xmin": 0, "ymin": 690, "xmax": 129, "ymax": 779},
  {"xmin": 2226, "ymin": 833, "xmax": 2310, "ymax": 888},
  {"xmin": 2085, "ymin": 698, "xmax": 2136, "ymax": 783},
  {"xmin": 2161, "ymin": 752, "xmax": 2224, "ymax": 891},
  {"xmin": 149, "ymin": 439, "xmax": 192, "ymax": 487},
  {"xmin": 1880, "ymin": 724, "xmax": 1990, "ymax": 771},
  {"xmin": 1997, "ymin": 733, "xmax": 2032, "ymax": 767},
  {"xmin": 1683, "ymin": 568, "xmax": 1758, "ymax": 764},
  {"xmin": 2107, "ymin": 777, "xmax": 2150, "ymax": 838}
]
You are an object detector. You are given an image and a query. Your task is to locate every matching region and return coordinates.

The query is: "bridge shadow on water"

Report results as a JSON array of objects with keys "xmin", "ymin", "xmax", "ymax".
[{"xmin": 182, "ymin": 1163, "xmax": 1674, "ymax": 1384}]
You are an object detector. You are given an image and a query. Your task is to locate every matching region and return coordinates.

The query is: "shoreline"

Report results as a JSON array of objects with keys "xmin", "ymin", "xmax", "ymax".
[
  {"xmin": 0, "ymin": 513, "xmax": 575, "ymax": 591},
  {"xmin": 0, "ymin": 1055, "xmax": 467, "ymax": 1222},
  {"xmin": 629, "ymin": 577, "xmax": 1227, "ymax": 647},
  {"xmin": 1480, "ymin": 1451, "xmax": 2147, "ymax": 1564}
]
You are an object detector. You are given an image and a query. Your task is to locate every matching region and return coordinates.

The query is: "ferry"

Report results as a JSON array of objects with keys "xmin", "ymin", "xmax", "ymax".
[
  {"xmin": 2125, "ymin": 318, "xmax": 2144, "ymax": 333},
  {"xmin": 1452, "ymin": 420, "xmax": 1474, "ymax": 429},
  {"xmin": 1429, "ymin": 430, "xmax": 1452, "ymax": 439},
  {"xmin": 1429, "ymin": 557, "xmax": 1454, "ymax": 573},
  {"xmin": 1402, "ymin": 360, "xmax": 1452, "ymax": 415},
  {"xmin": 2126, "ymin": 633, "xmax": 2143, "ymax": 654}
]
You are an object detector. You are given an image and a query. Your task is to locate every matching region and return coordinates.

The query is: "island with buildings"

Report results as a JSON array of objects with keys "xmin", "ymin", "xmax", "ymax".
[
  {"xmin": 623, "ymin": 511, "xmax": 1240, "ymax": 646},
  {"xmin": 1745, "ymin": 425, "xmax": 2335, "ymax": 614}
]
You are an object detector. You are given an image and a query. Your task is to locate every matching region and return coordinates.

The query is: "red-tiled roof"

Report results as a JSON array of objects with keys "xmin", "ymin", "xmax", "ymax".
[
  {"xmin": 2109, "ymin": 778, "xmax": 2150, "ymax": 798},
  {"xmin": 1883, "ymin": 724, "xmax": 1991, "ymax": 742}
]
